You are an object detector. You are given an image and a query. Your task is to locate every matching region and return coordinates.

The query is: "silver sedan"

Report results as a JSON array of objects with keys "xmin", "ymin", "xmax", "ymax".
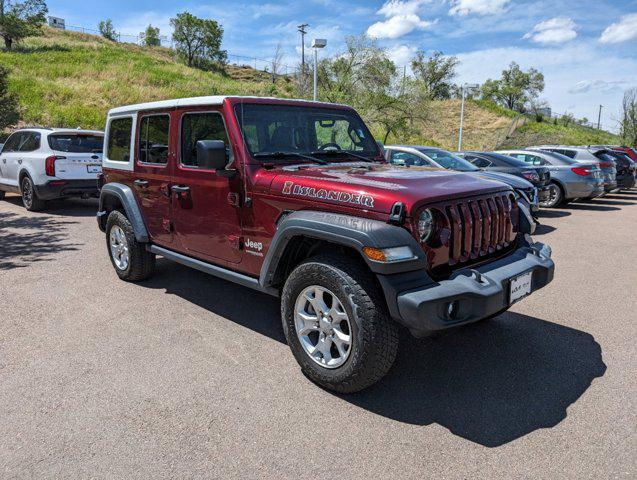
[{"xmin": 496, "ymin": 149, "xmax": 604, "ymax": 207}]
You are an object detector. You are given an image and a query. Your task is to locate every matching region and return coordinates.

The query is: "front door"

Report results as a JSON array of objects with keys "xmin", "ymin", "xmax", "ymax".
[
  {"xmin": 129, "ymin": 112, "xmax": 174, "ymax": 246},
  {"xmin": 170, "ymin": 109, "xmax": 242, "ymax": 264}
]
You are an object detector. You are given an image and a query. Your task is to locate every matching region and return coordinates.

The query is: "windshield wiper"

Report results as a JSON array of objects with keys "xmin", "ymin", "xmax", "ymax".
[
  {"xmin": 310, "ymin": 150, "xmax": 374, "ymax": 163},
  {"xmin": 253, "ymin": 151, "xmax": 327, "ymax": 165}
]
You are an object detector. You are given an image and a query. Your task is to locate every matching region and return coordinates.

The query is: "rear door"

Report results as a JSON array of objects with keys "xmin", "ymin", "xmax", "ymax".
[
  {"xmin": 170, "ymin": 109, "xmax": 242, "ymax": 264},
  {"xmin": 47, "ymin": 133, "xmax": 104, "ymax": 179},
  {"xmin": 131, "ymin": 112, "xmax": 174, "ymax": 246},
  {"xmin": 0, "ymin": 132, "xmax": 24, "ymax": 187}
]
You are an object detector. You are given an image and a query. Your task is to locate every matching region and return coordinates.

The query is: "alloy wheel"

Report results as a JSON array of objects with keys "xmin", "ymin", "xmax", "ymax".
[
  {"xmin": 109, "ymin": 225, "xmax": 130, "ymax": 270},
  {"xmin": 294, "ymin": 285, "xmax": 352, "ymax": 369},
  {"xmin": 540, "ymin": 184, "xmax": 561, "ymax": 208},
  {"xmin": 21, "ymin": 178, "xmax": 33, "ymax": 208}
]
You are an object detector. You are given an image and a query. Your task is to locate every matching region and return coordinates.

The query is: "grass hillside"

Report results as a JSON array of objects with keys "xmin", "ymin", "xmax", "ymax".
[{"xmin": 0, "ymin": 27, "xmax": 621, "ymax": 149}]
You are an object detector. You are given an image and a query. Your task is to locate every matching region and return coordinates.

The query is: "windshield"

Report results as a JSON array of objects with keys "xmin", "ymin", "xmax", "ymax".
[
  {"xmin": 419, "ymin": 148, "xmax": 478, "ymax": 172},
  {"xmin": 49, "ymin": 134, "xmax": 103, "ymax": 153},
  {"xmin": 234, "ymin": 104, "xmax": 380, "ymax": 161}
]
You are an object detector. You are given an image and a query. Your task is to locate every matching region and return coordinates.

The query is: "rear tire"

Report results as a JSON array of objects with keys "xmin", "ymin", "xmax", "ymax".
[
  {"xmin": 20, "ymin": 176, "xmax": 45, "ymax": 211},
  {"xmin": 0, "ymin": 190, "xmax": 5, "ymax": 200},
  {"xmin": 105, "ymin": 210, "xmax": 155, "ymax": 282},
  {"xmin": 540, "ymin": 182, "xmax": 563, "ymax": 208},
  {"xmin": 281, "ymin": 254, "xmax": 399, "ymax": 393}
]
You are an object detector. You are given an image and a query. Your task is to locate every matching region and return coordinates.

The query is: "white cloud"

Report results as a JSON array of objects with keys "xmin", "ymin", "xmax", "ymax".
[
  {"xmin": 599, "ymin": 13, "xmax": 637, "ymax": 44},
  {"xmin": 367, "ymin": 14, "xmax": 434, "ymax": 39},
  {"xmin": 568, "ymin": 79, "xmax": 628, "ymax": 94},
  {"xmin": 378, "ymin": 0, "xmax": 430, "ymax": 17},
  {"xmin": 449, "ymin": 0, "xmax": 509, "ymax": 16},
  {"xmin": 523, "ymin": 17, "xmax": 577, "ymax": 44},
  {"xmin": 366, "ymin": 0, "xmax": 434, "ymax": 39}
]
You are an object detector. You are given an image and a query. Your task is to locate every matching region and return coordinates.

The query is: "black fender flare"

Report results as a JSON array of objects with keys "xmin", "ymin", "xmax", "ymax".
[
  {"xmin": 97, "ymin": 183, "xmax": 149, "ymax": 242},
  {"xmin": 259, "ymin": 210, "xmax": 427, "ymax": 289}
]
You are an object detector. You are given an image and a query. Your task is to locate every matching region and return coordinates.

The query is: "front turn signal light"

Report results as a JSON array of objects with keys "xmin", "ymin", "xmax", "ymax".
[{"xmin": 363, "ymin": 246, "xmax": 415, "ymax": 263}]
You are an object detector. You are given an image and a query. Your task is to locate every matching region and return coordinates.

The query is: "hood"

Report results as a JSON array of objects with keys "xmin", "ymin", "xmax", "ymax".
[
  {"xmin": 475, "ymin": 171, "xmax": 533, "ymax": 189},
  {"xmin": 266, "ymin": 163, "xmax": 511, "ymax": 214}
]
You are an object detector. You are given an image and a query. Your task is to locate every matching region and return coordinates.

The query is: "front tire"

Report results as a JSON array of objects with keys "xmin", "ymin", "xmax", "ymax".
[
  {"xmin": 281, "ymin": 254, "xmax": 399, "ymax": 393},
  {"xmin": 21, "ymin": 176, "xmax": 45, "ymax": 211},
  {"xmin": 105, "ymin": 210, "xmax": 155, "ymax": 282}
]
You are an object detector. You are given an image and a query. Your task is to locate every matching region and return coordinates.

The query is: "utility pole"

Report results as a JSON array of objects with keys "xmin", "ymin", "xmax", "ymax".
[
  {"xmin": 597, "ymin": 104, "xmax": 603, "ymax": 130},
  {"xmin": 297, "ymin": 23, "xmax": 308, "ymax": 96},
  {"xmin": 458, "ymin": 83, "xmax": 479, "ymax": 151}
]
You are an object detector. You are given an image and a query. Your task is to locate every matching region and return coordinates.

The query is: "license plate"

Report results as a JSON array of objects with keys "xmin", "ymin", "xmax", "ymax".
[
  {"xmin": 509, "ymin": 271, "xmax": 533, "ymax": 304},
  {"xmin": 87, "ymin": 164, "xmax": 102, "ymax": 173}
]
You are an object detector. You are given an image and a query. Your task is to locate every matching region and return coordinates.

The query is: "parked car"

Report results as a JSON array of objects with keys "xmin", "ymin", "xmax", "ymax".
[
  {"xmin": 611, "ymin": 146, "xmax": 637, "ymax": 163},
  {"xmin": 384, "ymin": 145, "xmax": 540, "ymax": 215},
  {"xmin": 97, "ymin": 96, "xmax": 554, "ymax": 393},
  {"xmin": 457, "ymin": 151, "xmax": 552, "ymax": 204},
  {"xmin": 527, "ymin": 146, "xmax": 617, "ymax": 192},
  {"xmin": 604, "ymin": 150, "xmax": 636, "ymax": 190},
  {"xmin": 496, "ymin": 149, "xmax": 604, "ymax": 207},
  {"xmin": 0, "ymin": 128, "xmax": 104, "ymax": 210}
]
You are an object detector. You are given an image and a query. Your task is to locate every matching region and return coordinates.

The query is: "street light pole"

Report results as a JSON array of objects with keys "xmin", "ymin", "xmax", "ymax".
[
  {"xmin": 458, "ymin": 83, "xmax": 479, "ymax": 151},
  {"xmin": 597, "ymin": 104, "xmax": 603, "ymax": 130},
  {"xmin": 311, "ymin": 39, "xmax": 327, "ymax": 101}
]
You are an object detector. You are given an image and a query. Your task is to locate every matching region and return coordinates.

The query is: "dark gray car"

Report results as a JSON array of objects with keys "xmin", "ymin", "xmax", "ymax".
[{"xmin": 496, "ymin": 149, "xmax": 604, "ymax": 207}]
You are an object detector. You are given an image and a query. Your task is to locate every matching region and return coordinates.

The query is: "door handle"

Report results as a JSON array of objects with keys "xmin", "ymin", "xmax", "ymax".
[
  {"xmin": 134, "ymin": 179, "xmax": 149, "ymax": 187},
  {"xmin": 171, "ymin": 185, "xmax": 190, "ymax": 194}
]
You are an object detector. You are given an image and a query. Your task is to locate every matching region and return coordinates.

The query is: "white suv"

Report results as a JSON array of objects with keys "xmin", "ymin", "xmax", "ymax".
[{"xmin": 0, "ymin": 128, "xmax": 104, "ymax": 211}]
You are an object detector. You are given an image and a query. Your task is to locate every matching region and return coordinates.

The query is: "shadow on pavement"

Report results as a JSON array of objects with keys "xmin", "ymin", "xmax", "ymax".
[
  {"xmin": 533, "ymin": 223, "xmax": 556, "ymax": 235},
  {"xmin": 3, "ymin": 195, "xmax": 99, "ymax": 217},
  {"xmin": 0, "ymin": 211, "xmax": 81, "ymax": 270},
  {"xmin": 143, "ymin": 259, "xmax": 285, "ymax": 342},
  {"xmin": 575, "ymin": 198, "xmax": 636, "ymax": 206},
  {"xmin": 561, "ymin": 203, "xmax": 620, "ymax": 212},
  {"xmin": 343, "ymin": 312, "xmax": 606, "ymax": 447},
  {"xmin": 537, "ymin": 209, "xmax": 571, "ymax": 218},
  {"xmin": 140, "ymin": 262, "xmax": 605, "ymax": 448}
]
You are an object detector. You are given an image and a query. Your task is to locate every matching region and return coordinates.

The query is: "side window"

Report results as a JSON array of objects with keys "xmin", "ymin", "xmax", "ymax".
[
  {"xmin": 2, "ymin": 133, "xmax": 22, "ymax": 152},
  {"xmin": 107, "ymin": 117, "xmax": 133, "ymax": 162},
  {"xmin": 471, "ymin": 157, "xmax": 492, "ymax": 168},
  {"xmin": 390, "ymin": 151, "xmax": 428, "ymax": 166},
  {"xmin": 138, "ymin": 115, "xmax": 170, "ymax": 165},
  {"xmin": 19, "ymin": 132, "xmax": 41, "ymax": 152},
  {"xmin": 527, "ymin": 154, "xmax": 545, "ymax": 165},
  {"xmin": 181, "ymin": 112, "xmax": 229, "ymax": 168}
]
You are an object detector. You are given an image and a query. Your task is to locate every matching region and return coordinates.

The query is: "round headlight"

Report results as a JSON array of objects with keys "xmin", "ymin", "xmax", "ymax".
[{"xmin": 417, "ymin": 209, "xmax": 434, "ymax": 242}]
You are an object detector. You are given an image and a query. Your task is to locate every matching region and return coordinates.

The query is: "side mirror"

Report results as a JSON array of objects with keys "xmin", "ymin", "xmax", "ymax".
[{"xmin": 196, "ymin": 140, "xmax": 228, "ymax": 171}]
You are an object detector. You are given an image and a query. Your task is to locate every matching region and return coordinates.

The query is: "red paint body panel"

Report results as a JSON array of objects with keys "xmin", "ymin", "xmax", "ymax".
[{"xmin": 103, "ymin": 96, "xmax": 516, "ymax": 279}]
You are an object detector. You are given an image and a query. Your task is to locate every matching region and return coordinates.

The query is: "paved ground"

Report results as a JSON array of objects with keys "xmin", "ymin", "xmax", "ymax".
[{"xmin": 0, "ymin": 191, "xmax": 635, "ymax": 479}]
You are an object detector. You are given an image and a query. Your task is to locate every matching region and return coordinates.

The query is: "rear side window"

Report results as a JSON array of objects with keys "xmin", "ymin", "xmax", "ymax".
[
  {"xmin": 471, "ymin": 157, "xmax": 492, "ymax": 168},
  {"xmin": 49, "ymin": 134, "xmax": 103, "ymax": 153},
  {"xmin": 19, "ymin": 132, "xmax": 41, "ymax": 152},
  {"xmin": 2, "ymin": 133, "xmax": 22, "ymax": 152},
  {"xmin": 139, "ymin": 115, "xmax": 170, "ymax": 164},
  {"xmin": 180, "ymin": 112, "xmax": 229, "ymax": 168},
  {"xmin": 107, "ymin": 117, "xmax": 133, "ymax": 162},
  {"xmin": 555, "ymin": 149, "xmax": 576, "ymax": 158}
]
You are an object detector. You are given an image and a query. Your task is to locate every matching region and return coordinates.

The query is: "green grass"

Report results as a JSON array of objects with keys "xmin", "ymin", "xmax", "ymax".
[{"xmin": 0, "ymin": 27, "xmax": 621, "ymax": 149}]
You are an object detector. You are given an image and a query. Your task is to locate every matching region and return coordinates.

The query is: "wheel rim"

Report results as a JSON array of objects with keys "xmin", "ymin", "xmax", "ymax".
[
  {"xmin": 540, "ymin": 184, "xmax": 561, "ymax": 208},
  {"xmin": 109, "ymin": 225, "xmax": 130, "ymax": 270},
  {"xmin": 294, "ymin": 285, "xmax": 352, "ymax": 369},
  {"xmin": 22, "ymin": 178, "xmax": 33, "ymax": 208}
]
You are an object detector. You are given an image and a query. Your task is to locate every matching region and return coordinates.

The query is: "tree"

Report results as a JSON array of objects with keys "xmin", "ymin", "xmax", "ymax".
[
  {"xmin": 143, "ymin": 24, "xmax": 160, "ymax": 47},
  {"xmin": 98, "ymin": 19, "xmax": 117, "ymax": 41},
  {"xmin": 271, "ymin": 42, "xmax": 284, "ymax": 82},
  {"xmin": 317, "ymin": 35, "xmax": 429, "ymax": 144},
  {"xmin": 410, "ymin": 50, "xmax": 459, "ymax": 100},
  {"xmin": 0, "ymin": 65, "xmax": 19, "ymax": 128},
  {"xmin": 171, "ymin": 12, "xmax": 227, "ymax": 70},
  {"xmin": 621, "ymin": 87, "xmax": 637, "ymax": 147},
  {"xmin": 0, "ymin": 0, "xmax": 47, "ymax": 50},
  {"xmin": 480, "ymin": 62, "xmax": 544, "ymax": 112}
]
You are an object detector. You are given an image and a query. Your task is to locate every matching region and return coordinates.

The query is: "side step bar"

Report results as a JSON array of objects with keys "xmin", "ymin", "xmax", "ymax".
[{"xmin": 148, "ymin": 245, "xmax": 278, "ymax": 296}]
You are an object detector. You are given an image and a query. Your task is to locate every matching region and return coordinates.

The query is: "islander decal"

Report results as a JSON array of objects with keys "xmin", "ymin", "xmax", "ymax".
[{"xmin": 282, "ymin": 181, "xmax": 374, "ymax": 208}]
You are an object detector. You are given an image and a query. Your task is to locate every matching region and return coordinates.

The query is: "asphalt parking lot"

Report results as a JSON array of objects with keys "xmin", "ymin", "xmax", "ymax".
[{"xmin": 0, "ymin": 192, "xmax": 635, "ymax": 479}]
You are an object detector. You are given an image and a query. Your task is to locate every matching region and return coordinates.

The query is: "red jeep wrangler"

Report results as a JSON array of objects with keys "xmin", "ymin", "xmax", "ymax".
[{"xmin": 97, "ymin": 96, "xmax": 554, "ymax": 392}]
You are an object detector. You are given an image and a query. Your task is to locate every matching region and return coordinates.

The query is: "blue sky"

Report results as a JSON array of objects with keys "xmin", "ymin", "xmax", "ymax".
[{"xmin": 47, "ymin": 0, "xmax": 637, "ymax": 132}]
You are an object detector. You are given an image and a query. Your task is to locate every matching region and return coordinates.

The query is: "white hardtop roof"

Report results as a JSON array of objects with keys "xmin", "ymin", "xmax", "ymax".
[
  {"xmin": 19, "ymin": 127, "xmax": 103, "ymax": 135},
  {"xmin": 107, "ymin": 95, "xmax": 345, "ymax": 116}
]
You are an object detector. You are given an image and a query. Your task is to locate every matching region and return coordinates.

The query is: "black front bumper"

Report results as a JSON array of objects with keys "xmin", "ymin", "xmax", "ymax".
[
  {"xmin": 34, "ymin": 180, "xmax": 99, "ymax": 200},
  {"xmin": 378, "ymin": 236, "xmax": 554, "ymax": 337}
]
